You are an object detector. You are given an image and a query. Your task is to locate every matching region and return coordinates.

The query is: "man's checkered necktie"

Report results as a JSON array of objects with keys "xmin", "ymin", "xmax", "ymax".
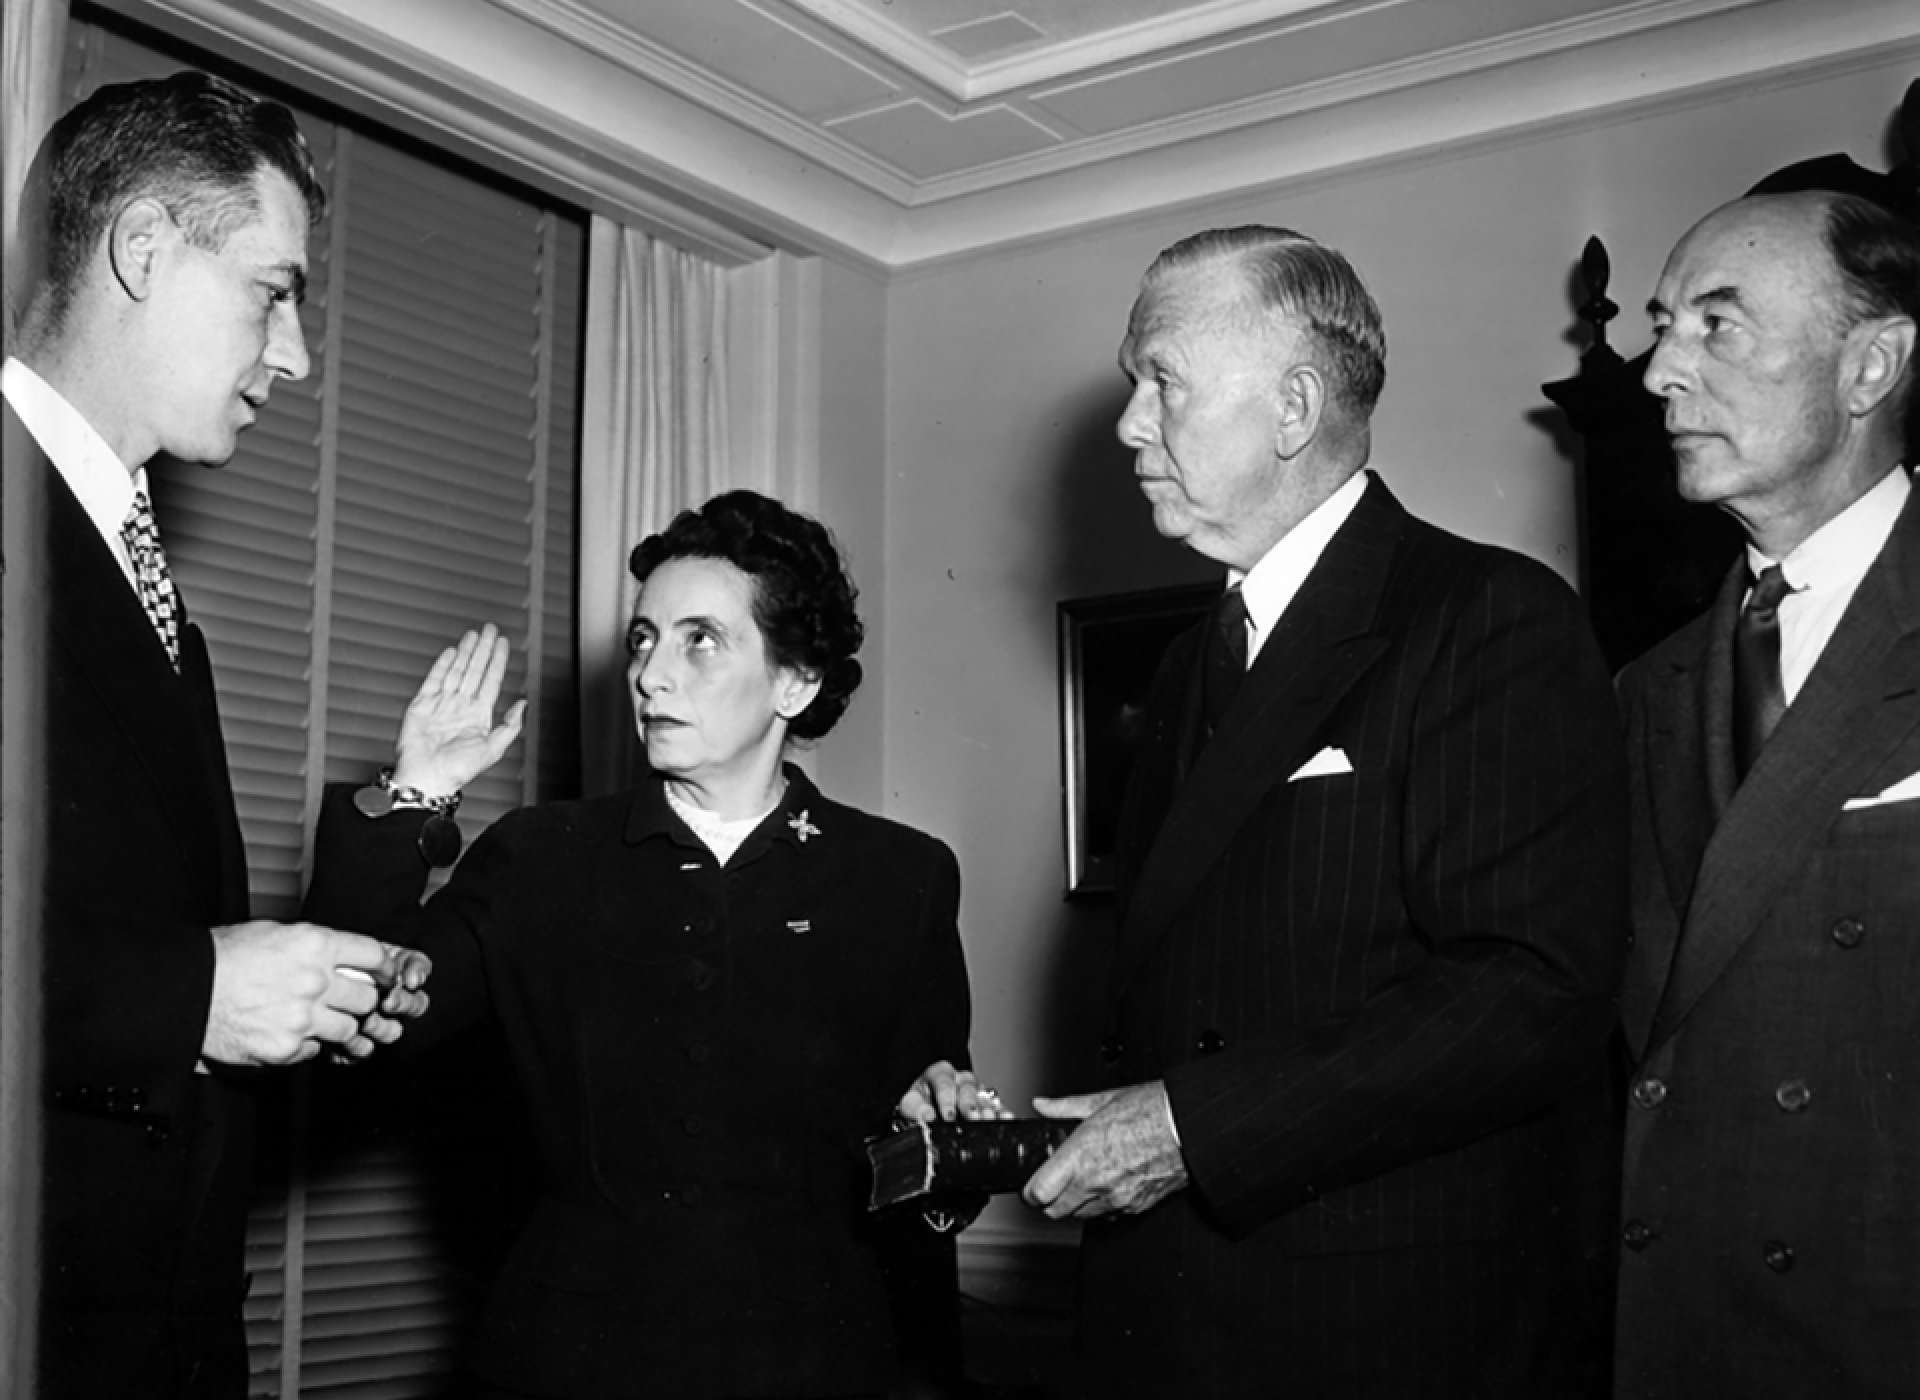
[{"xmin": 122, "ymin": 491, "xmax": 181, "ymax": 670}]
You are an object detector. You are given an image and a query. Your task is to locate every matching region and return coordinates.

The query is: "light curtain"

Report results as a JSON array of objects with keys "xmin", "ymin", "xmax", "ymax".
[
  {"xmin": 3, "ymin": 0, "xmax": 67, "ymax": 346},
  {"xmin": 579, "ymin": 216, "xmax": 734, "ymax": 796}
]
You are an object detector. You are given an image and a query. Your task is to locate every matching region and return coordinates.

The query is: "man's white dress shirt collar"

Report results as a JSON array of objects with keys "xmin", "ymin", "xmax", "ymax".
[
  {"xmin": 1747, "ymin": 464, "xmax": 1910, "ymax": 706},
  {"xmin": 1230, "ymin": 468, "xmax": 1370, "ymax": 666},
  {"xmin": 3, "ymin": 356, "xmax": 145, "ymax": 589}
]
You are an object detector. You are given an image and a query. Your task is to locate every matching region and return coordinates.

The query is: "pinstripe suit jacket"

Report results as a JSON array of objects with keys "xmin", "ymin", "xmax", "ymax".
[
  {"xmin": 1077, "ymin": 476, "xmax": 1629, "ymax": 1398},
  {"xmin": 1614, "ymin": 478, "xmax": 1920, "ymax": 1398}
]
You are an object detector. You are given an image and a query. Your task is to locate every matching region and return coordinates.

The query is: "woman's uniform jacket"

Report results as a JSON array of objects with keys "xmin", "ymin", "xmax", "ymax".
[
  {"xmin": 1079, "ymin": 477, "xmax": 1629, "ymax": 1398},
  {"xmin": 1613, "ymin": 481, "xmax": 1920, "ymax": 1397},
  {"xmin": 27, "ymin": 413, "xmax": 259, "ymax": 1400},
  {"xmin": 306, "ymin": 765, "xmax": 970, "ymax": 1399}
]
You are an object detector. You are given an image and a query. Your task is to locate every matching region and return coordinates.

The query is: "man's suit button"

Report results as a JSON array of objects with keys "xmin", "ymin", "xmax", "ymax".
[
  {"xmin": 682, "ymin": 1115, "xmax": 706, "ymax": 1137},
  {"xmin": 1830, "ymin": 917, "xmax": 1865, "ymax": 949},
  {"xmin": 1099, "ymin": 1036, "xmax": 1125, "ymax": 1065},
  {"xmin": 1622, "ymin": 1219, "xmax": 1657, "ymax": 1251},
  {"xmin": 1774, "ymin": 1078, "xmax": 1813, "ymax": 1113},
  {"xmin": 1195, "ymin": 1030, "xmax": 1226, "ymax": 1056},
  {"xmin": 686, "ymin": 960, "xmax": 716, "ymax": 991},
  {"xmin": 1631, "ymin": 1077, "xmax": 1668, "ymax": 1110},
  {"xmin": 685, "ymin": 1042, "xmax": 712, "ymax": 1065},
  {"xmin": 1762, "ymin": 1240, "xmax": 1794, "ymax": 1273}
]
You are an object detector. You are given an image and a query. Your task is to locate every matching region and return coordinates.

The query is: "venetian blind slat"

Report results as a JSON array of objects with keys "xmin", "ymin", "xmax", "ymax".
[
  {"xmin": 306, "ymin": 129, "xmax": 551, "ymax": 1400},
  {"xmin": 538, "ymin": 214, "xmax": 585, "ymax": 803}
]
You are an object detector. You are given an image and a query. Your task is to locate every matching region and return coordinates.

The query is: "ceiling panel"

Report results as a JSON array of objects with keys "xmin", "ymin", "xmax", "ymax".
[
  {"xmin": 825, "ymin": 99, "xmax": 1061, "ymax": 177},
  {"xmin": 579, "ymin": 0, "xmax": 901, "ymax": 118},
  {"xmin": 931, "ymin": 13, "xmax": 1051, "ymax": 62},
  {"xmin": 809, "ymin": 0, "xmax": 1238, "ymax": 52},
  {"xmin": 1032, "ymin": 0, "xmax": 1632, "ymax": 135},
  {"xmin": 497, "ymin": 0, "xmax": 1800, "ymax": 207}
]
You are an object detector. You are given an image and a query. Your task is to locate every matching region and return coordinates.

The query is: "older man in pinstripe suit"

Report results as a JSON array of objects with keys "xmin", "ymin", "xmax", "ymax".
[{"xmin": 1022, "ymin": 226, "xmax": 1630, "ymax": 1398}]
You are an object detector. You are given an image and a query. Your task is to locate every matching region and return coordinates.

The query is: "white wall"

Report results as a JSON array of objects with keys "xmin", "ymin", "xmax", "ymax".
[
  {"xmin": 808, "ymin": 257, "xmax": 892, "ymax": 811},
  {"xmin": 877, "ymin": 55, "xmax": 1918, "ymax": 1244}
]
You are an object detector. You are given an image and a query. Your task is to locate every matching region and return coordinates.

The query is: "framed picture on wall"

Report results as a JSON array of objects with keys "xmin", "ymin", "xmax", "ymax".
[{"xmin": 1058, "ymin": 581, "xmax": 1217, "ymax": 897}]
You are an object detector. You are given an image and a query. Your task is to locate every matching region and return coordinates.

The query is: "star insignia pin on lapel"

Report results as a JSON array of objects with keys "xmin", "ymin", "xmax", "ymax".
[{"xmin": 788, "ymin": 809, "xmax": 820, "ymax": 843}]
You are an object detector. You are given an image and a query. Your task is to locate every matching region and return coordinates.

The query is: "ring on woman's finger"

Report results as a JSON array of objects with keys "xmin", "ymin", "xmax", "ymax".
[{"xmin": 976, "ymin": 1086, "xmax": 1001, "ymax": 1103}]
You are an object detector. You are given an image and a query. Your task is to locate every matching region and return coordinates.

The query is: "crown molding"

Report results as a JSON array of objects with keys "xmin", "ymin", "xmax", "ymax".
[
  {"xmin": 883, "ymin": 0, "xmax": 1920, "ymax": 267},
  {"xmin": 486, "ymin": 0, "xmax": 923, "ymax": 202},
  {"xmin": 920, "ymin": 0, "xmax": 1758, "ymax": 202},
  {"xmin": 782, "ymin": 0, "xmax": 973, "ymax": 97},
  {"xmin": 85, "ymin": 0, "xmax": 1920, "ymax": 273},
  {"xmin": 792, "ymin": 0, "xmax": 1347, "ymax": 102},
  {"xmin": 90, "ymin": 0, "xmax": 902, "ymax": 269}
]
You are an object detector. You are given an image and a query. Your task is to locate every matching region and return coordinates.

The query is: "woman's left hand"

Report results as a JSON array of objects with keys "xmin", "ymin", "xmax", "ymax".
[
  {"xmin": 391, "ymin": 624, "xmax": 527, "ymax": 798},
  {"xmin": 896, "ymin": 1059, "xmax": 1016, "ymax": 1124}
]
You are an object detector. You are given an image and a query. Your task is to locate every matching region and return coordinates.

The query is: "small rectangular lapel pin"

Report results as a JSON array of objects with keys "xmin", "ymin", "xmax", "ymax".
[{"xmin": 787, "ymin": 919, "xmax": 812, "ymax": 934}]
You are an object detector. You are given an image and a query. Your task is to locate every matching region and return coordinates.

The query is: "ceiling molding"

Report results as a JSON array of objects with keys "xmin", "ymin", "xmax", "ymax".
[
  {"xmin": 782, "ymin": 0, "xmax": 975, "ymax": 97},
  {"xmin": 792, "ymin": 0, "xmax": 1351, "ymax": 102},
  {"xmin": 84, "ymin": 0, "xmax": 1920, "ymax": 273},
  {"xmin": 880, "ymin": 13, "xmax": 1920, "ymax": 269},
  {"xmin": 910, "ymin": 0, "xmax": 1763, "ymax": 203},
  {"xmin": 485, "ymin": 0, "xmax": 924, "ymax": 201},
  {"xmin": 92, "ymin": 0, "xmax": 903, "ymax": 268}
]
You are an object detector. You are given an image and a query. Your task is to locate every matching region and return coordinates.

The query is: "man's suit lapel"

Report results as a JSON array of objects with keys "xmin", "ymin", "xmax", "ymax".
[
  {"xmin": 1648, "ymin": 487, "xmax": 1920, "ymax": 1048},
  {"xmin": 1621, "ymin": 562, "xmax": 1741, "ymax": 1054},
  {"xmin": 1117, "ymin": 478, "xmax": 1398, "ymax": 985},
  {"xmin": 42, "ymin": 442, "xmax": 227, "ymax": 888}
]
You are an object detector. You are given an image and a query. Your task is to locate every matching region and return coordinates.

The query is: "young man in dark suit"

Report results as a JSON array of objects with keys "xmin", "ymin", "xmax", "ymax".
[
  {"xmin": 1020, "ymin": 226, "xmax": 1630, "ymax": 1397},
  {"xmin": 1614, "ymin": 191, "xmax": 1920, "ymax": 1396},
  {"xmin": 5, "ymin": 73, "xmax": 428, "ymax": 1398}
]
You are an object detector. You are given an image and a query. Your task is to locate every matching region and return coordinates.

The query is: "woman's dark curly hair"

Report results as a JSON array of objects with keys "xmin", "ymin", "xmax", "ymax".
[{"xmin": 628, "ymin": 490, "xmax": 864, "ymax": 742}]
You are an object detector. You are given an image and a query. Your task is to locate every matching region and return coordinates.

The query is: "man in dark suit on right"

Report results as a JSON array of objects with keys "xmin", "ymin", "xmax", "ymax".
[
  {"xmin": 1022, "ymin": 226, "xmax": 1628, "ymax": 1397},
  {"xmin": 1614, "ymin": 190, "xmax": 1920, "ymax": 1395}
]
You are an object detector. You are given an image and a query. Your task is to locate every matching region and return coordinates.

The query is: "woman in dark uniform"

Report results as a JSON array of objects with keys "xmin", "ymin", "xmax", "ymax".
[{"xmin": 308, "ymin": 490, "xmax": 999, "ymax": 1398}]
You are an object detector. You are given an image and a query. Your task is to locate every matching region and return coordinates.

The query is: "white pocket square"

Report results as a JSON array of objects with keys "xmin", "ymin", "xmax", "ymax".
[
  {"xmin": 1842, "ymin": 769, "xmax": 1920, "ymax": 811},
  {"xmin": 1288, "ymin": 746, "xmax": 1354, "ymax": 782}
]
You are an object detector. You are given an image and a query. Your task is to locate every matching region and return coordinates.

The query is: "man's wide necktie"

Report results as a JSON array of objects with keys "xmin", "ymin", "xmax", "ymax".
[
  {"xmin": 1732, "ymin": 563, "xmax": 1792, "ymax": 779},
  {"xmin": 1201, "ymin": 584, "xmax": 1249, "ymax": 739},
  {"xmin": 122, "ymin": 491, "xmax": 182, "ymax": 670}
]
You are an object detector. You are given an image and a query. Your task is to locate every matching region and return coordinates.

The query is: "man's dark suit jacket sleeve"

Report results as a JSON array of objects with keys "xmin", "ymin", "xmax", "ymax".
[
  {"xmin": 305, "ymin": 784, "xmax": 493, "ymax": 1056},
  {"xmin": 1166, "ymin": 557, "xmax": 1628, "ymax": 1233}
]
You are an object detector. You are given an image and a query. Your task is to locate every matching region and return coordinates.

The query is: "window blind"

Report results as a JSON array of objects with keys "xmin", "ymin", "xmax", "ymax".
[{"xmin": 64, "ymin": 17, "xmax": 584, "ymax": 1397}]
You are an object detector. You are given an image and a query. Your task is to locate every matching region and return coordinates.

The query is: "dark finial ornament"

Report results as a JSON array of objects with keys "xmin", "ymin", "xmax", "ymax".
[{"xmin": 1574, "ymin": 236, "xmax": 1619, "ymax": 364}]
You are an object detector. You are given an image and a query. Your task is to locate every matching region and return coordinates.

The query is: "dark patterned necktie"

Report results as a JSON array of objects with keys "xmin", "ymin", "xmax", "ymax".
[
  {"xmin": 1731, "ymin": 564, "xmax": 1792, "ymax": 779},
  {"xmin": 1201, "ymin": 584, "xmax": 1249, "ymax": 739},
  {"xmin": 122, "ymin": 491, "xmax": 181, "ymax": 670}
]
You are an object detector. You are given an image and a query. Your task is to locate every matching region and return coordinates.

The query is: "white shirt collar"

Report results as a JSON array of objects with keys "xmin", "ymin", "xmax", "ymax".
[
  {"xmin": 1232, "ymin": 469, "xmax": 1370, "ymax": 661},
  {"xmin": 1748, "ymin": 464, "xmax": 1910, "ymax": 594},
  {"xmin": 664, "ymin": 782, "xmax": 782, "ymax": 866},
  {"xmin": 3, "ymin": 357, "xmax": 146, "ymax": 580}
]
